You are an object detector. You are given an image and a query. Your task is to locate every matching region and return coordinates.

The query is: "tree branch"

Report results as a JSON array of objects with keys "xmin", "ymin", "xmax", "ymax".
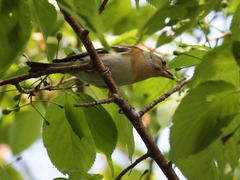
[
  {"xmin": 74, "ymin": 97, "xmax": 115, "ymax": 107},
  {"xmin": 99, "ymin": 0, "xmax": 109, "ymax": 14},
  {"xmin": 116, "ymin": 153, "xmax": 150, "ymax": 180},
  {"xmin": 60, "ymin": 9, "xmax": 180, "ymax": 180},
  {"xmin": 139, "ymin": 78, "xmax": 191, "ymax": 117},
  {"xmin": 0, "ymin": 64, "xmax": 90, "ymax": 86}
]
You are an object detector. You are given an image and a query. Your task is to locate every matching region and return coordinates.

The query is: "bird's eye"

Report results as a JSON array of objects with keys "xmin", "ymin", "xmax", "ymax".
[{"xmin": 162, "ymin": 60, "xmax": 166, "ymax": 66}]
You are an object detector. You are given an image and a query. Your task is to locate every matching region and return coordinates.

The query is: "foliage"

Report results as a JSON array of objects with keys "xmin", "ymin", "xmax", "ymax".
[{"xmin": 0, "ymin": 0, "xmax": 240, "ymax": 179}]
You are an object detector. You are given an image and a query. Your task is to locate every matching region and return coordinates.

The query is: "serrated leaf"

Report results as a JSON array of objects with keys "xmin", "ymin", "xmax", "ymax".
[
  {"xmin": 68, "ymin": 171, "xmax": 103, "ymax": 180},
  {"xmin": 43, "ymin": 94, "xmax": 96, "ymax": 173},
  {"xmin": 65, "ymin": 93, "xmax": 117, "ymax": 173},
  {"xmin": 169, "ymin": 50, "xmax": 207, "ymax": 69},
  {"xmin": 170, "ymin": 81, "xmax": 240, "ymax": 160},
  {"xmin": 90, "ymin": 86, "xmax": 135, "ymax": 161},
  {"xmin": 0, "ymin": 0, "xmax": 31, "ymax": 76},
  {"xmin": 190, "ymin": 43, "xmax": 239, "ymax": 89}
]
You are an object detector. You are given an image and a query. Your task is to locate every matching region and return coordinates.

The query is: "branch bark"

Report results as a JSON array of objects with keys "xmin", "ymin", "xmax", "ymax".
[
  {"xmin": 74, "ymin": 97, "xmax": 115, "ymax": 107},
  {"xmin": 116, "ymin": 153, "xmax": 150, "ymax": 180},
  {"xmin": 99, "ymin": 0, "xmax": 109, "ymax": 14},
  {"xmin": 0, "ymin": 64, "xmax": 90, "ymax": 86}
]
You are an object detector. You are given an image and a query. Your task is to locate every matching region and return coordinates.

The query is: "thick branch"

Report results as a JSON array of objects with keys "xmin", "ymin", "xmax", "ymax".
[
  {"xmin": 139, "ymin": 78, "xmax": 191, "ymax": 117},
  {"xmin": 0, "ymin": 64, "xmax": 90, "ymax": 86},
  {"xmin": 116, "ymin": 153, "xmax": 150, "ymax": 180},
  {"xmin": 60, "ymin": 9, "xmax": 179, "ymax": 180}
]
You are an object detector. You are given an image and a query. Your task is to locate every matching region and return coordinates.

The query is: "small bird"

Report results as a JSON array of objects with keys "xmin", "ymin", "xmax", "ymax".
[{"xmin": 26, "ymin": 45, "xmax": 173, "ymax": 88}]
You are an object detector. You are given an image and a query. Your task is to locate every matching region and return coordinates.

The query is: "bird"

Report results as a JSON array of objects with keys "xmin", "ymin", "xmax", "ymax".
[{"xmin": 26, "ymin": 45, "xmax": 174, "ymax": 88}]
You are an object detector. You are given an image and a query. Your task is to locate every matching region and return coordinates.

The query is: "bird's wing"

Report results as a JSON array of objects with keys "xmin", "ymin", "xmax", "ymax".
[{"xmin": 52, "ymin": 45, "xmax": 137, "ymax": 63}]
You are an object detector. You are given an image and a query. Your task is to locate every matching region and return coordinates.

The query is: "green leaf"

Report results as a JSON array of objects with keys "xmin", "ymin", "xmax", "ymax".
[
  {"xmin": 147, "ymin": 0, "xmax": 168, "ymax": 8},
  {"xmin": 110, "ymin": 29, "xmax": 139, "ymax": 46},
  {"xmin": 175, "ymin": 142, "xmax": 219, "ymax": 180},
  {"xmin": 31, "ymin": 0, "xmax": 57, "ymax": 60},
  {"xmin": 156, "ymin": 31, "xmax": 174, "ymax": 47},
  {"xmin": 68, "ymin": 171, "xmax": 103, "ymax": 180},
  {"xmin": 170, "ymin": 81, "xmax": 240, "ymax": 160},
  {"xmin": 65, "ymin": 93, "xmax": 117, "ymax": 173},
  {"xmin": 156, "ymin": 93, "xmax": 184, "ymax": 132},
  {"xmin": 143, "ymin": 0, "xmax": 220, "ymax": 46},
  {"xmin": 54, "ymin": 171, "xmax": 103, "ymax": 180},
  {"xmin": 229, "ymin": 0, "xmax": 240, "ymax": 13},
  {"xmin": 100, "ymin": 0, "xmax": 131, "ymax": 33},
  {"xmin": 131, "ymin": 77, "xmax": 174, "ymax": 108},
  {"xmin": 111, "ymin": 5, "xmax": 155, "ymax": 35},
  {"xmin": 9, "ymin": 103, "xmax": 44, "ymax": 154},
  {"xmin": 3, "ymin": 66, "xmax": 30, "ymax": 80},
  {"xmin": 43, "ymin": 94, "xmax": 96, "ymax": 173},
  {"xmin": 0, "ymin": 0, "xmax": 31, "ymax": 75},
  {"xmin": 230, "ymin": 4, "xmax": 240, "ymax": 66},
  {"xmin": 230, "ymin": 4, "xmax": 240, "ymax": 41},
  {"xmin": 0, "ymin": 164, "xmax": 23, "ymax": 180},
  {"xmin": 57, "ymin": 0, "xmax": 108, "ymax": 48},
  {"xmin": 169, "ymin": 50, "xmax": 207, "ymax": 69},
  {"xmin": 190, "ymin": 43, "xmax": 239, "ymax": 89},
  {"xmin": 90, "ymin": 86, "xmax": 135, "ymax": 161},
  {"xmin": 214, "ymin": 116, "xmax": 240, "ymax": 179},
  {"xmin": 63, "ymin": 48, "xmax": 81, "ymax": 57},
  {"xmin": 135, "ymin": 0, "xmax": 140, "ymax": 13},
  {"xmin": 175, "ymin": 115, "xmax": 240, "ymax": 180}
]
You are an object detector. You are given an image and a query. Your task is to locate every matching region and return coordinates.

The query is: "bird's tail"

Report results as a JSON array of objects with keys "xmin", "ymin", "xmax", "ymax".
[
  {"xmin": 26, "ymin": 62, "xmax": 54, "ymax": 73},
  {"xmin": 26, "ymin": 61, "xmax": 73, "ymax": 73}
]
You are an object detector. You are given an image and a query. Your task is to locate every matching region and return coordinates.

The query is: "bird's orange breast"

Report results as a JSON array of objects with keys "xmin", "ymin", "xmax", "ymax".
[{"xmin": 122, "ymin": 48, "xmax": 152, "ymax": 83}]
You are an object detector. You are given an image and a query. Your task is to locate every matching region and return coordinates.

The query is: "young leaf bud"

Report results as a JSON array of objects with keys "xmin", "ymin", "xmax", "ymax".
[
  {"xmin": 56, "ymin": 31, "xmax": 63, "ymax": 41},
  {"xmin": 13, "ymin": 94, "xmax": 21, "ymax": 101}
]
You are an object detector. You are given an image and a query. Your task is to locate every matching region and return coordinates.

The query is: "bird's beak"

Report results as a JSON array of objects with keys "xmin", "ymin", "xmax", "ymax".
[{"xmin": 163, "ymin": 70, "xmax": 174, "ymax": 80}]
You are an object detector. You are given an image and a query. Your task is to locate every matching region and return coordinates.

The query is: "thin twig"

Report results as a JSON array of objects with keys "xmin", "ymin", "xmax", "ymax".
[
  {"xmin": 139, "ymin": 78, "xmax": 191, "ymax": 117},
  {"xmin": 116, "ymin": 153, "xmax": 150, "ymax": 180},
  {"xmin": 198, "ymin": 22, "xmax": 211, "ymax": 48},
  {"xmin": 99, "ymin": 0, "xmax": 109, "ymax": 14},
  {"xmin": 74, "ymin": 96, "xmax": 115, "ymax": 107},
  {"xmin": 199, "ymin": 31, "xmax": 232, "ymax": 46}
]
